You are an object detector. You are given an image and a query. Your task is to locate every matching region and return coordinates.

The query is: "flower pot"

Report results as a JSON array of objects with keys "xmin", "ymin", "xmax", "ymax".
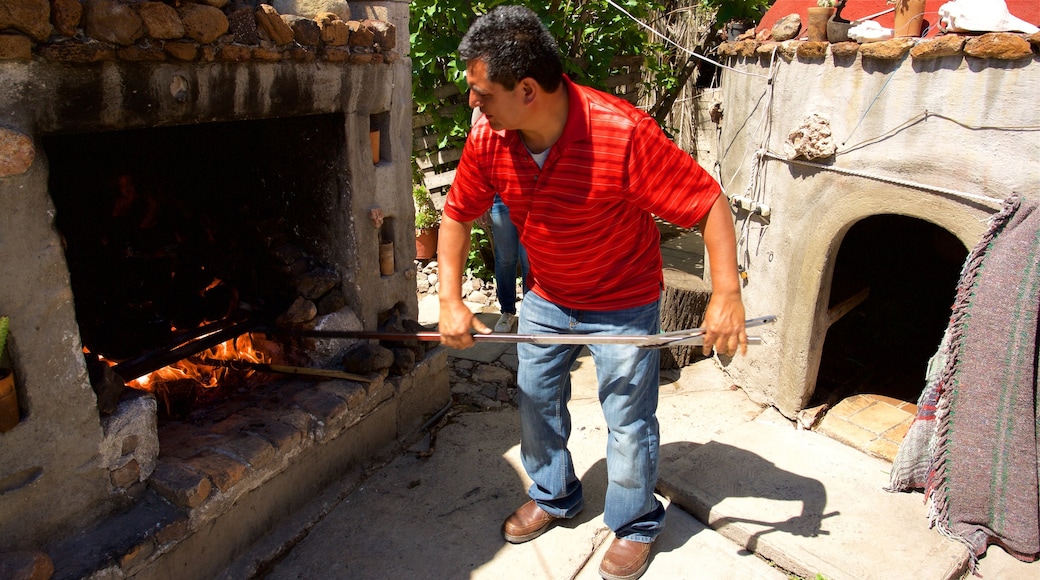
[
  {"xmin": 379, "ymin": 241, "xmax": 395, "ymax": 275},
  {"xmin": 415, "ymin": 227, "xmax": 438, "ymax": 260},
  {"xmin": 807, "ymin": 7, "xmax": 836, "ymax": 42},
  {"xmin": 0, "ymin": 370, "xmax": 19, "ymax": 432},
  {"xmin": 369, "ymin": 130, "xmax": 380, "ymax": 164},
  {"xmin": 892, "ymin": 0, "xmax": 926, "ymax": 37}
]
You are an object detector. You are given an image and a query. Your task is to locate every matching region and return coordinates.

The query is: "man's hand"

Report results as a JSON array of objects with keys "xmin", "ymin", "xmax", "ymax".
[
  {"xmin": 436, "ymin": 215, "xmax": 492, "ymax": 349},
  {"xmin": 439, "ymin": 298, "xmax": 492, "ymax": 349},
  {"xmin": 700, "ymin": 291, "xmax": 747, "ymax": 357}
]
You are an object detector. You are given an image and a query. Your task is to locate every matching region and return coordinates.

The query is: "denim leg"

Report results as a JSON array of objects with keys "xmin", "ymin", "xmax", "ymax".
[
  {"xmin": 516, "ymin": 293, "xmax": 584, "ymax": 518},
  {"xmin": 588, "ymin": 315, "xmax": 665, "ymax": 542},
  {"xmin": 516, "ymin": 293, "xmax": 665, "ymax": 541},
  {"xmin": 490, "ymin": 195, "xmax": 527, "ymax": 314}
]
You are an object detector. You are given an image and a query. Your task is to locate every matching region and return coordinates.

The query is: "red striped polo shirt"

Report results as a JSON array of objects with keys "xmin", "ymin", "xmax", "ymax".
[{"xmin": 445, "ymin": 75, "xmax": 721, "ymax": 311}]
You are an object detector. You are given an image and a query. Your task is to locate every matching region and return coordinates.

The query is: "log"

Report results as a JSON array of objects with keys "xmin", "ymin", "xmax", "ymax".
[{"xmin": 660, "ymin": 268, "xmax": 712, "ymax": 369}]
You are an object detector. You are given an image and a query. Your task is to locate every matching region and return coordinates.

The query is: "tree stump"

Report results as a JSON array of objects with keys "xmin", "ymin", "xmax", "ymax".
[{"xmin": 660, "ymin": 268, "xmax": 712, "ymax": 369}]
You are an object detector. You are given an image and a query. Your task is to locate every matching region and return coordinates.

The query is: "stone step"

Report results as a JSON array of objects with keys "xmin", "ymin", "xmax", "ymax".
[{"xmin": 657, "ymin": 414, "xmax": 969, "ymax": 580}]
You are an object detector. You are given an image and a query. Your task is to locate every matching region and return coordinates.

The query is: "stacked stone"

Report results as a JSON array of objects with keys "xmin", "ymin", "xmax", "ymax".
[
  {"xmin": 0, "ymin": 0, "xmax": 398, "ymax": 64},
  {"xmin": 414, "ymin": 259, "xmax": 497, "ymax": 309},
  {"xmin": 717, "ymin": 19, "xmax": 1040, "ymax": 63}
]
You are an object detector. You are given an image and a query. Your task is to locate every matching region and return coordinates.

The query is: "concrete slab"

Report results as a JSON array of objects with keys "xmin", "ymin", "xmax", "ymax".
[
  {"xmin": 658, "ymin": 416, "xmax": 970, "ymax": 580},
  {"xmin": 261, "ymin": 360, "xmax": 789, "ymax": 580}
]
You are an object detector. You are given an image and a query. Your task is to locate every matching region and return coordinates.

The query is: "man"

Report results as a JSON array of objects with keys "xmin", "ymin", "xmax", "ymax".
[{"xmin": 437, "ymin": 6, "xmax": 747, "ymax": 580}]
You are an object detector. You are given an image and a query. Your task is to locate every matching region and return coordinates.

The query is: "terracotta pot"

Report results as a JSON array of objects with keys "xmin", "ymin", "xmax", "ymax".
[
  {"xmin": 415, "ymin": 227, "xmax": 438, "ymax": 260},
  {"xmin": 806, "ymin": 7, "xmax": 836, "ymax": 42},
  {"xmin": 379, "ymin": 241, "xmax": 395, "ymax": 275},
  {"xmin": 892, "ymin": 0, "xmax": 926, "ymax": 37},
  {"xmin": 369, "ymin": 130, "xmax": 380, "ymax": 164},
  {"xmin": 0, "ymin": 370, "xmax": 19, "ymax": 433}
]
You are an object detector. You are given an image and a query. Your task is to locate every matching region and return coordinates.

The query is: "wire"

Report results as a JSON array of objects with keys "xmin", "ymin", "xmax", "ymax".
[
  {"xmin": 760, "ymin": 150, "xmax": 1006, "ymax": 209},
  {"xmin": 603, "ymin": 0, "xmax": 770, "ymax": 79}
]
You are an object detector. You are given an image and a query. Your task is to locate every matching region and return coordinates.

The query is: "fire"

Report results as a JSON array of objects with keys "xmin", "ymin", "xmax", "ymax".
[{"xmin": 130, "ymin": 332, "xmax": 270, "ymax": 391}]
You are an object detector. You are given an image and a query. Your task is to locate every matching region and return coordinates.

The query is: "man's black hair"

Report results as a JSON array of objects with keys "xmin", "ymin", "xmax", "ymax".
[{"xmin": 458, "ymin": 5, "xmax": 563, "ymax": 92}]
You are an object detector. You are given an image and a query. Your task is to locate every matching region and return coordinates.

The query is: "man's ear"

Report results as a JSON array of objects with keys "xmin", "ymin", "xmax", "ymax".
[{"xmin": 519, "ymin": 78, "xmax": 537, "ymax": 104}]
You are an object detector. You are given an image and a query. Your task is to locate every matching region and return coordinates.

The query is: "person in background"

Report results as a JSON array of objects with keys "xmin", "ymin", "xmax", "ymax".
[
  {"xmin": 437, "ymin": 6, "xmax": 748, "ymax": 580},
  {"xmin": 490, "ymin": 192, "xmax": 529, "ymax": 332}
]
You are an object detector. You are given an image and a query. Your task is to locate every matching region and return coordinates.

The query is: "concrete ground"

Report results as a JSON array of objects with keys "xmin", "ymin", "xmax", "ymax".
[{"xmin": 226, "ymin": 274, "xmax": 1038, "ymax": 579}]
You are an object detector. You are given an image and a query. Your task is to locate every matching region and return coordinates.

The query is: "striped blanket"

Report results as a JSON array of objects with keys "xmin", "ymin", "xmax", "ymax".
[{"xmin": 887, "ymin": 193, "xmax": 1040, "ymax": 571}]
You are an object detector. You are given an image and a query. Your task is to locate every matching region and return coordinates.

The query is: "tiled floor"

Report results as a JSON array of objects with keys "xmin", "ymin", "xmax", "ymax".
[{"xmin": 816, "ymin": 394, "xmax": 918, "ymax": 462}]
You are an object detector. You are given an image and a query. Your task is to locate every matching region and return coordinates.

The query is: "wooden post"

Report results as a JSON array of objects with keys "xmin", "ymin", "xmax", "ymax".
[{"xmin": 660, "ymin": 268, "xmax": 712, "ymax": 369}]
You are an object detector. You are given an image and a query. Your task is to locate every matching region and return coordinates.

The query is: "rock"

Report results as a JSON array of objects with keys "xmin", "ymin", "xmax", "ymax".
[
  {"xmin": 227, "ymin": 4, "xmax": 259, "ymax": 45},
  {"xmin": 777, "ymin": 39, "xmax": 800, "ymax": 61},
  {"xmin": 342, "ymin": 343, "xmax": 394, "ymax": 374},
  {"xmin": 0, "ymin": 127, "xmax": 35, "ymax": 176},
  {"xmin": 296, "ymin": 267, "xmax": 340, "ymax": 300},
  {"xmin": 118, "ymin": 43, "xmax": 166, "ymax": 61},
  {"xmin": 0, "ymin": 0, "xmax": 51, "ymax": 42},
  {"xmin": 283, "ymin": 14, "xmax": 320, "ymax": 46},
  {"xmin": 0, "ymin": 551, "xmax": 54, "ymax": 580},
  {"xmin": 272, "ymin": 0, "xmax": 350, "ymax": 21},
  {"xmin": 784, "ymin": 113, "xmax": 836, "ymax": 160},
  {"xmin": 772, "ymin": 14, "xmax": 802, "ymax": 42},
  {"xmin": 755, "ymin": 41, "xmax": 778, "ymax": 57},
  {"xmin": 347, "ymin": 19, "xmax": 374, "ymax": 48},
  {"xmin": 364, "ymin": 18, "xmax": 395, "ymax": 50},
  {"xmin": 83, "ymin": 0, "xmax": 144, "ymax": 46},
  {"xmin": 859, "ymin": 37, "xmax": 915, "ymax": 60},
  {"xmin": 164, "ymin": 40, "xmax": 199, "ymax": 61},
  {"xmin": 256, "ymin": 3, "xmax": 294, "ymax": 46},
  {"xmin": 278, "ymin": 296, "xmax": 317, "ymax": 325},
  {"xmin": 317, "ymin": 12, "xmax": 349, "ymax": 46},
  {"xmin": 136, "ymin": 2, "xmax": 185, "ymax": 40},
  {"xmin": 0, "ymin": 34, "xmax": 32, "ymax": 61},
  {"xmin": 217, "ymin": 43, "xmax": 250, "ymax": 61},
  {"xmin": 51, "ymin": 0, "xmax": 83, "ymax": 37},
  {"xmin": 830, "ymin": 41, "xmax": 860, "ymax": 59},
  {"xmin": 910, "ymin": 34, "xmax": 966, "ymax": 59},
  {"xmin": 796, "ymin": 41, "xmax": 828, "ymax": 60},
  {"xmin": 734, "ymin": 39, "xmax": 757, "ymax": 57},
  {"xmin": 178, "ymin": 3, "xmax": 229, "ymax": 45},
  {"xmin": 963, "ymin": 32, "xmax": 1033, "ymax": 60},
  {"xmin": 37, "ymin": 40, "xmax": 115, "ymax": 62}
]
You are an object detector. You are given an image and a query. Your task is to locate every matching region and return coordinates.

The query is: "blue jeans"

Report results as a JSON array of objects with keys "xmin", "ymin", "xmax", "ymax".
[
  {"xmin": 516, "ymin": 292, "xmax": 665, "ymax": 543},
  {"xmin": 490, "ymin": 195, "xmax": 529, "ymax": 315}
]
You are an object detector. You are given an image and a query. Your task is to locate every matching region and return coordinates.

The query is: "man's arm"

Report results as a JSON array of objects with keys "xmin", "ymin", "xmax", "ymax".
[
  {"xmin": 437, "ymin": 214, "xmax": 491, "ymax": 348},
  {"xmin": 697, "ymin": 194, "xmax": 748, "ymax": 356}
]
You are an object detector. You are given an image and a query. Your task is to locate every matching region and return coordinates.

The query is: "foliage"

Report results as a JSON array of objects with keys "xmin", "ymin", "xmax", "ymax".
[
  {"xmin": 467, "ymin": 225, "xmax": 494, "ymax": 282},
  {"xmin": 410, "ymin": 0, "xmax": 672, "ymax": 154},
  {"xmin": 817, "ymin": 0, "xmax": 836, "ymax": 7},
  {"xmin": 413, "ymin": 184, "xmax": 440, "ymax": 229},
  {"xmin": 699, "ymin": 0, "xmax": 772, "ymax": 25},
  {"xmin": 0, "ymin": 316, "xmax": 8, "ymax": 361}
]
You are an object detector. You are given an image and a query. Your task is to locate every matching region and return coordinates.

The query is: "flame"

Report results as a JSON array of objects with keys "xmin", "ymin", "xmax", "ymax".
[{"xmin": 129, "ymin": 333, "xmax": 270, "ymax": 391}]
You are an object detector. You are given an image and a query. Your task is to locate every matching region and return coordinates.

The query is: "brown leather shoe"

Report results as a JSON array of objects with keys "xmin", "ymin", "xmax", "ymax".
[
  {"xmin": 502, "ymin": 500, "xmax": 559, "ymax": 543},
  {"xmin": 598, "ymin": 537, "xmax": 652, "ymax": 580}
]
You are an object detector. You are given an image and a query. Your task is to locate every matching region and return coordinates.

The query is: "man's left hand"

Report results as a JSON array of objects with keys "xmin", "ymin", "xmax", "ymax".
[{"xmin": 700, "ymin": 291, "xmax": 747, "ymax": 357}]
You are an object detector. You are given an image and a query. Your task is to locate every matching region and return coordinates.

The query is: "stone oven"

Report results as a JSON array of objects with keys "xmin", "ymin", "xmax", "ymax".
[
  {"xmin": 0, "ymin": 1, "xmax": 448, "ymax": 578},
  {"xmin": 709, "ymin": 21, "xmax": 1038, "ymax": 419}
]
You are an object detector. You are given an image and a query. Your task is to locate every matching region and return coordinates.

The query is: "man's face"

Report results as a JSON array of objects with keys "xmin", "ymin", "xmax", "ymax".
[{"xmin": 466, "ymin": 59, "xmax": 526, "ymax": 131}]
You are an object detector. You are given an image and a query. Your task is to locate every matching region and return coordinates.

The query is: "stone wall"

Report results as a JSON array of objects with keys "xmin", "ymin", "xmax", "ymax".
[{"xmin": 0, "ymin": 2, "xmax": 451, "ymax": 576}]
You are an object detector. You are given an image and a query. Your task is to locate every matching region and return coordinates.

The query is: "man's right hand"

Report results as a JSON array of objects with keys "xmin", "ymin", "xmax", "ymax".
[{"xmin": 439, "ymin": 298, "xmax": 491, "ymax": 349}]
